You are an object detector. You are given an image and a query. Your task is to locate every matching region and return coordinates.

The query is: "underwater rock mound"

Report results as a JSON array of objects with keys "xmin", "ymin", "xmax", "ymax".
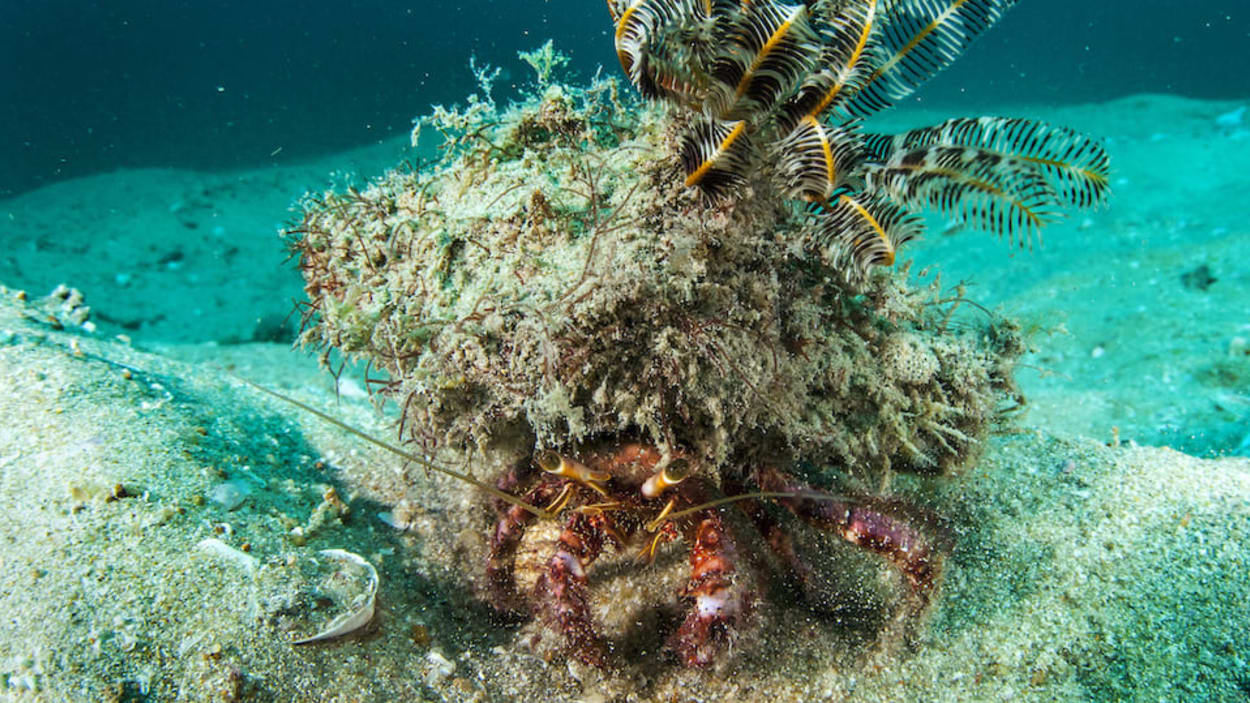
[{"xmin": 289, "ymin": 77, "xmax": 1024, "ymax": 482}]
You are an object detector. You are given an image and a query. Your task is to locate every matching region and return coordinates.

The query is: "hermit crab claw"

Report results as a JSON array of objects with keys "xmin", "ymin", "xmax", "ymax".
[{"xmin": 641, "ymin": 457, "xmax": 692, "ymax": 499}]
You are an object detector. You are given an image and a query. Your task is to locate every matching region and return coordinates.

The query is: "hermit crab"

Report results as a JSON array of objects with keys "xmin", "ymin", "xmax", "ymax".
[
  {"xmin": 484, "ymin": 443, "xmax": 943, "ymax": 667},
  {"xmin": 287, "ymin": 0, "xmax": 1105, "ymax": 672}
]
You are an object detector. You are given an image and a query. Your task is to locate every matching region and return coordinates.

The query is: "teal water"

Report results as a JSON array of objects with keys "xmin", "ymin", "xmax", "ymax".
[{"xmin": 1, "ymin": 1, "xmax": 1246, "ymax": 198}]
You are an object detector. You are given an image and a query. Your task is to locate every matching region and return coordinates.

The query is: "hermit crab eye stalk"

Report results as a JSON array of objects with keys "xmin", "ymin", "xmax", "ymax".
[
  {"xmin": 536, "ymin": 450, "xmax": 612, "ymax": 496},
  {"xmin": 535, "ymin": 449, "xmax": 563, "ymax": 474},
  {"xmin": 641, "ymin": 457, "xmax": 693, "ymax": 499}
]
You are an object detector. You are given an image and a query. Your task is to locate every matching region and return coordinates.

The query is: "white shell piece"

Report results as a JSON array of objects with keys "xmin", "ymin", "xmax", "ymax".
[
  {"xmin": 376, "ymin": 511, "xmax": 405, "ymax": 530},
  {"xmin": 197, "ymin": 537, "xmax": 259, "ymax": 573},
  {"xmin": 206, "ymin": 480, "xmax": 253, "ymax": 511},
  {"xmin": 197, "ymin": 537, "xmax": 262, "ymax": 619},
  {"xmin": 425, "ymin": 649, "xmax": 455, "ymax": 687},
  {"xmin": 290, "ymin": 549, "xmax": 379, "ymax": 645}
]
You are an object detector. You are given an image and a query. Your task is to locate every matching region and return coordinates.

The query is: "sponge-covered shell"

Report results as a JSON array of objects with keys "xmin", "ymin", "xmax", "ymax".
[{"xmin": 290, "ymin": 85, "xmax": 1022, "ymax": 483}]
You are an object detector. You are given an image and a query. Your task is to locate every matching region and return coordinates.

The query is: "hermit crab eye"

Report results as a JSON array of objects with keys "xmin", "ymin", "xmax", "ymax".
[
  {"xmin": 535, "ymin": 449, "xmax": 563, "ymax": 474},
  {"xmin": 664, "ymin": 458, "xmax": 692, "ymax": 483},
  {"xmin": 641, "ymin": 458, "xmax": 692, "ymax": 499}
]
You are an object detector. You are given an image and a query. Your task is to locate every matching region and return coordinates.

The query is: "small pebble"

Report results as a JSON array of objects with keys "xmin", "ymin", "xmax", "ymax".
[
  {"xmin": 1229, "ymin": 336, "xmax": 1248, "ymax": 358},
  {"xmin": 425, "ymin": 650, "xmax": 455, "ymax": 687},
  {"xmin": 410, "ymin": 624, "xmax": 431, "ymax": 648},
  {"xmin": 1215, "ymin": 105, "xmax": 1245, "ymax": 128},
  {"xmin": 377, "ymin": 511, "xmax": 407, "ymax": 530}
]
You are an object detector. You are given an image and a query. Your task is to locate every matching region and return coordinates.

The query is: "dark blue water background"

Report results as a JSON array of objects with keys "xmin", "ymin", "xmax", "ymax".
[{"xmin": 2, "ymin": 0, "xmax": 1247, "ymax": 198}]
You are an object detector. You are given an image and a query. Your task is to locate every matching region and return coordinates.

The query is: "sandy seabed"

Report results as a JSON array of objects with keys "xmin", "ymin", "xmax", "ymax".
[{"xmin": 0, "ymin": 94, "xmax": 1248, "ymax": 701}]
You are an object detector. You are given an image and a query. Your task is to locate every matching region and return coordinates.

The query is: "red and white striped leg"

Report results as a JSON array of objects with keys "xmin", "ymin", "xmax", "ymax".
[
  {"xmin": 533, "ymin": 511, "xmax": 609, "ymax": 667},
  {"xmin": 756, "ymin": 467, "xmax": 943, "ymax": 599},
  {"xmin": 667, "ymin": 510, "xmax": 751, "ymax": 667}
]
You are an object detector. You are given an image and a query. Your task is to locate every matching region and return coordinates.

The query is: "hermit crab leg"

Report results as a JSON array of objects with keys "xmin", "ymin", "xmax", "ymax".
[
  {"xmin": 486, "ymin": 477, "xmax": 567, "ymax": 615},
  {"xmin": 534, "ymin": 511, "xmax": 611, "ymax": 667},
  {"xmin": 667, "ymin": 507, "xmax": 750, "ymax": 667},
  {"xmin": 722, "ymin": 476, "xmax": 818, "ymax": 590},
  {"xmin": 755, "ymin": 467, "xmax": 942, "ymax": 598}
]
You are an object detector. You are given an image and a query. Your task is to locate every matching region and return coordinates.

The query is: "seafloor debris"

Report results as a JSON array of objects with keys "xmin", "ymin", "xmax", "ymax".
[
  {"xmin": 198, "ymin": 537, "xmax": 260, "ymax": 574},
  {"xmin": 1180, "ymin": 263, "xmax": 1216, "ymax": 291},
  {"xmin": 26, "ymin": 284, "xmax": 94, "ymax": 332},
  {"xmin": 197, "ymin": 538, "xmax": 378, "ymax": 646},
  {"xmin": 206, "ymin": 479, "xmax": 254, "ymax": 511},
  {"xmin": 288, "ymin": 549, "xmax": 378, "ymax": 645}
]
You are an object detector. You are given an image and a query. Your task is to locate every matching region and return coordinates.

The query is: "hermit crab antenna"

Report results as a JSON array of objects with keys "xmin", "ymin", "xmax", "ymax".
[
  {"xmin": 238, "ymin": 377, "xmax": 552, "ymax": 519},
  {"xmin": 645, "ymin": 489, "xmax": 854, "ymax": 530}
]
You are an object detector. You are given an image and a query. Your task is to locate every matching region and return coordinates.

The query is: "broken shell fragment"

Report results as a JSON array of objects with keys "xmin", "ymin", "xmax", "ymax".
[
  {"xmin": 206, "ymin": 479, "xmax": 253, "ymax": 511},
  {"xmin": 291, "ymin": 549, "xmax": 379, "ymax": 645},
  {"xmin": 197, "ymin": 537, "xmax": 259, "ymax": 573}
]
